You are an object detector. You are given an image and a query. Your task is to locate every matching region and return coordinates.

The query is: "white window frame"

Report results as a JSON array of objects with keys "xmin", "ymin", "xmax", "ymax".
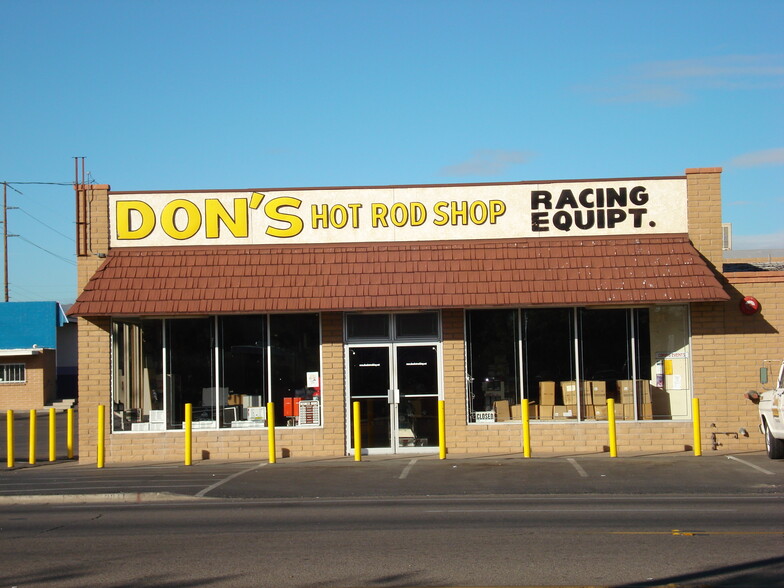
[{"xmin": 0, "ymin": 363, "xmax": 26, "ymax": 383}]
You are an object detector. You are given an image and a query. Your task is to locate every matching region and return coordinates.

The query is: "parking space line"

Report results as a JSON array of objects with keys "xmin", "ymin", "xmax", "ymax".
[
  {"xmin": 566, "ymin": 458, "xmax": 589, "ymax": 478},
  {"xmin": 196, "ymin": 462, "xmax": 267, "ymax": 497},
  {"xmin": 727, "ymin": 455, "xmax": 775, "ymax": 475},
  {"xmin": 399, "ymin": 458, "xmax": 419, "ymax": 479}
]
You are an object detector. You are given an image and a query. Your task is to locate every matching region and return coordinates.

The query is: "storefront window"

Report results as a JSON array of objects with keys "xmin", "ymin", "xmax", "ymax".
[
  {"xmin": 219, "ymin": 315, "xmax": 267, "ymax": 428},
  {"xmin": 167, "ymin": 318, "xmax": 214, "ymax": 429},
  {"xmin": 346, "ymin": 314, "xmax": 390, "ymax": 340},
  {"xmin": 395, "ymin": 312, "xmax": 439, "ymax": 339},
  {"xmin": 579, "ymin": 309, "xmax": 642, "ymax": 420},
  {"xmin": 465, "ymin": 305, "xmax": 689, "ymax": 423},
  {"xmin": 648, "ymin": 305, "xmax": 690, "ymax": 419},
  {"xmin": 111, "ymin": 313, "xmax": 321, "ymax": 432},
  {"xmin": 466, "ymin": 309, "xmax": 520, "ymax": 422},
  {"xmin": 522, "ymin": 309, "xmax": 574, "ymax": 413},
  {"xmin": 269, "ymin": 314, "xmax": 321, "ymax": 426},
  {"xmin": 112, "ymin": 319, "xmax": 164, "ymax": 431}
]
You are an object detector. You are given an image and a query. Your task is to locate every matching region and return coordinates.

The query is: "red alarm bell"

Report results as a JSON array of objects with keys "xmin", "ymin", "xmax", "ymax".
[{"xmin": 740, "ymin": 296, "xmax": 761, "ymax": 315}]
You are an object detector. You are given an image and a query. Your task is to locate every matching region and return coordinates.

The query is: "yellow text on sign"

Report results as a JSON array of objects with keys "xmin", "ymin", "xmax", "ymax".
[{"xmin": 115, "ymin": 193, "xmax": 305, "ymax": 241}]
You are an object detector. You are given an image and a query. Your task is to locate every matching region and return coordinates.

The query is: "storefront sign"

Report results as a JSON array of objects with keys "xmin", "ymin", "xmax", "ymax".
[{"xmin": 110, "ymin": 178, "xmax": 687, "ymax": 247}]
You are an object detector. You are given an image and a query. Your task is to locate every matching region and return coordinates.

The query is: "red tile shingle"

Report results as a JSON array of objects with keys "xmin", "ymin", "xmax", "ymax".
[{"xmin": 69, "ymin": 234, "xmax": 729, "ymax": 317}]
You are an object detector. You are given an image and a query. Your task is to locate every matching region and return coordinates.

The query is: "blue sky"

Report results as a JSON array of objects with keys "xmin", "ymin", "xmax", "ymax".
[{"xmin": 1, "ymin": 0, "xmax": 782, "ymax": 304}]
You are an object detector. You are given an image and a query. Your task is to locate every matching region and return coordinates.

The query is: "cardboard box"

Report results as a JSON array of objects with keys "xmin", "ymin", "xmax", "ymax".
[
  {"xmin": 511, "ymin": 403, "xmax": 538, "ymax": 420},
  {"xmin": 623, "ymin": 403, "xmax": 636, "ymax": 420},
  {"xmin": 638, "ymin": 380, "xmax": 651, "ymax": 403},
  {"xmin": 538, "ymin": 405, "xmax": 554, "ymax": 420},
  {"xmin": 592, "ymin": 404, "xmax": 608, "ymax": 420},
  {"xmin": 614, "ymin": 402, "xmax": 625, "ymax": 420},
  {"xmin": 552, "ymin": 405, "xmax": 577, "ymax": 419},
  {"xmin": 227, "ymin": 394, "xmax": 244, "ymax": 406},
  {"xmin": 493, "ymin": 400, "xmax": 511, "ymax": 422},
  {"xmin": 539, "ymin": 381, "xmax": 556, "ymax": 405},
  {"xmin": 560, "ymin": 381, "xmax": 578, "ymax": 405},
  {"xmin": 590, "ymin": 381, "xmax": 607, "ymax": 404},
  {"xmin": 640, "ymin": 402, "xmax": 653, "ymax": 420},
  {"xmin": 617, "ymin": 380, "xmax": 652, "ymax": 404},
  {"xmin": 617, "ymin": 380, "xmax": 635, "ymax": 404}
]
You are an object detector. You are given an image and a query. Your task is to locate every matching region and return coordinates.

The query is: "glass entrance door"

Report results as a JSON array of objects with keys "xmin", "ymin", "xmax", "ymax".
[
  {"xmin": 348, "ymin": 344, "xmax": 440, "ymax": 454},
  {"xmin": 348, "ymin": 347, "xmax": 392, "ymax": 450},
  {"xmin": 395, "ymin": 345, "xmax": 439, "ymax": 450}
]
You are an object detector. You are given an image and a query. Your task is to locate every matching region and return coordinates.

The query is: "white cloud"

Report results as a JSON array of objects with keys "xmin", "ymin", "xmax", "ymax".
[
  {"xmin": 584, "ymin": 54, "xmax": 784, "ymax": 105},
  {"xmin": 640, "ymin": 55, "xmax": 784, "ymax": 79},
  {"xmin": 726, "ymin": 148, "xmax": 784, "ymax": 168},
  {"xmin": 732, "ymin": 231, "xmax": 784, "ymax": 250},
  {"xmin": 440, "ymin": 150, "xmax": 535, "ymax": 177}
]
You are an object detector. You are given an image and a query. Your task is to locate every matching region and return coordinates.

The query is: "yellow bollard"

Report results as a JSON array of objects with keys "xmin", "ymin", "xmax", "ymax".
[
  {"xmin": 49, "ymin": 408, "xmax": 56, "ymax": 462},
  {"xmin": 438, "ymin": 400, "xmax": 446, "ymax": 459},
  {"xmin": 522, "ymin": 400, "xmax": 531, "ymax": 458},
  {"xmin": 607, "ymin": 399, "xmax": 617, "ymax": 457},
  {"xmin": 97, "ymin": 405, "xmax": 105, "ymax": 468},
  {"xmin": 29, "ymin": 409, "xmax": 36, "ymax": 465},
  {"xmin": 184, "ymin": 403, "xmax": 192, "ymax": 466},
  {"xmin": 67, "ymin": 408, "xmax": 74, "ymax": 459},
  {"xmin": 7, "ymin": 410, "xmax": 14, "ymax": 468},
  {"xmin": 353, "ymin": 401, "xmax": 362, "ymax": 461},
  {"xmin": 267, "ymin": 402, "xmax": 276, "ymax": 464},
  {"xmin": 692, "ymin": 398, "xmax": 702, "ymax": 456}
]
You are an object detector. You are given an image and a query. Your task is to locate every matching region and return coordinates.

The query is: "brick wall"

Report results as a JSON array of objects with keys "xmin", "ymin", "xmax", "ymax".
[
  {"xmin": 686, "ymin": 166, "xmax": 784, "ymax": 454},
  {"xmin": 0, "ymin": 350, "xmax": 57, "ymax": 411},
  {"xmin": 691, "ymin": 274, "xmax": 784, "ymax": 453}
]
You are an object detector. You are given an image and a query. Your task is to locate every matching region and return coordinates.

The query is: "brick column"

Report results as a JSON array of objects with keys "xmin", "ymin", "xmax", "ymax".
[
  {"xmin": 685, "ymin": 168, "xmax": 723, "ymax": 270},
  {"xmin": 76, "ymin": 317, "xmax": 111, "ymax": 464},
  {"xmin": 75, "ymin": 184, "xmax": 110, "ymax": 292}
]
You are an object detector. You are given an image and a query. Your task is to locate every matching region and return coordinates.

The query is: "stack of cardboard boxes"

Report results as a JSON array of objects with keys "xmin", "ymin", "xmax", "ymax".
[
  {"xmin": 492, "ymin": 379, "xmax": 655, "ymax": 422},
  {"xmin": 533, "ymin": 380, "xmax": 653, "ymax": 421},
  {"xmin": 616, "ymin": 380, "xmax": 653, "ymax": 420},
  {"xmin": 537, "ymin": 381, "xmax": 577, "ymax": 420}
]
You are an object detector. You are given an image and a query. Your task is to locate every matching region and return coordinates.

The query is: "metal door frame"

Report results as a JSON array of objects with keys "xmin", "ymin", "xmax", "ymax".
[{"xmin": 346, "ymin": 341, "xmax": 442, "ymax": 455}]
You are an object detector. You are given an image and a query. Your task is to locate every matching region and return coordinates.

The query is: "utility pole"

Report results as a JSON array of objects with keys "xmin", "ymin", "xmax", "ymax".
[{"xmin": 3, "ymin": 181, "xmax": 7, "ymax": 302}]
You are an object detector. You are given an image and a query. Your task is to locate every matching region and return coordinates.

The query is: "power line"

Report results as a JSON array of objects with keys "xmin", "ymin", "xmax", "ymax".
[
  {"xmin": 2, "ymin": 181, "xmax": 73, "ymax": 186},
  {"xmin": 15, "ymin": 236, "xmax": 77, "ymax": 266},
  {"xmin": 14, "ymin": 207, "xmax": 75, "ymax": 242}
]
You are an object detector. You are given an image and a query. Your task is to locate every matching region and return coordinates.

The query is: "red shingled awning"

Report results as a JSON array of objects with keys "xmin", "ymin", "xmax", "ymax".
[{"xmin": 68, "ymin": 234, "xmax": 729, "ymax": 317}]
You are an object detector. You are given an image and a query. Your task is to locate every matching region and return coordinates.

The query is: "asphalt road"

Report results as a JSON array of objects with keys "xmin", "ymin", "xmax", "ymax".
[
  {"xmin": 0, "ymin": 453, "xmax": 782, "ymax": 586},
  {"xmin": 1, "ymin": 494, "xmax": 782, "ymax": 587}
]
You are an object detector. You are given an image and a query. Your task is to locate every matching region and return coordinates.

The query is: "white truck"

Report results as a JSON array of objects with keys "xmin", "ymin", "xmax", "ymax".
[{"xmin": 757, "ymin": 359, "xmax": 784, "ymax": 459}]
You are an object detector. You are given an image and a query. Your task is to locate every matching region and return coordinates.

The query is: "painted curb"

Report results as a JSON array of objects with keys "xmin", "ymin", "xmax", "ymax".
[{"xmin": 0, "ymin": 492, "xmax": 203, "ymax": 505}]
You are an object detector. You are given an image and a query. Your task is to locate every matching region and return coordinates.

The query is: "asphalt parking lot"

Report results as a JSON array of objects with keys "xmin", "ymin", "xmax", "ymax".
[{"xmin": 1, "ymin": 451, "xmax": 782, "ymax": 504}]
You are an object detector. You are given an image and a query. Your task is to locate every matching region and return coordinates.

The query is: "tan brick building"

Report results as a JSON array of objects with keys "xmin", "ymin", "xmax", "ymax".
[{"xmin": 69, "ymin": 169, "xmax": 784, "ymax": 463}]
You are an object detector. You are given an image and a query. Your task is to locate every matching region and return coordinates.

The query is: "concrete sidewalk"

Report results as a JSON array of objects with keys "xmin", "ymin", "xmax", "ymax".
[{"xmin": 0, "ymin": 451, "xmax": 782, "ymax": 505}]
